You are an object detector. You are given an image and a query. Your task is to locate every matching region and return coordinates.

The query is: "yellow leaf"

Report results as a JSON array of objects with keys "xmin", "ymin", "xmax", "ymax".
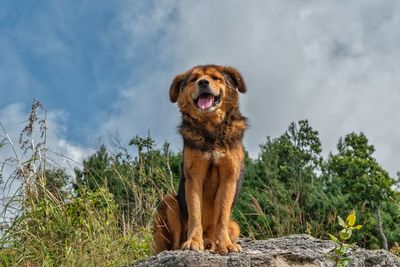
[{"xmin": 346, "ymin": 210, "xmax": 356, "ymax": 227}]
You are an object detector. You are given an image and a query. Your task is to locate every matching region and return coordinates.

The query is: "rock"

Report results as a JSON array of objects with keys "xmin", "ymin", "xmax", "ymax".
[{"xmin": 130, "ymin": 235, "xmax": 400, "ymax": 267}]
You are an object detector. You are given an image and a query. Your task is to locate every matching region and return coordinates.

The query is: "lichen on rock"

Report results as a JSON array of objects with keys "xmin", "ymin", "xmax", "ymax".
[{"xmin": 130, "ymin": 235, "xmax": 400, "ymax": 267}]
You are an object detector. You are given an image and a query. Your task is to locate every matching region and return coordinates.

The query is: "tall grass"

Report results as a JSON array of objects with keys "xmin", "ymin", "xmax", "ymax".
[
  {"xmin": 1, "ymin": 184, "xmax": 151, "ymax": 266},
  {"xmin": 0, "ymin": 100, "xmax": 172, "ymax": 266},
  {"xmin": 234, "ymin": 183, "xmax": 338, "ymax": 241}
]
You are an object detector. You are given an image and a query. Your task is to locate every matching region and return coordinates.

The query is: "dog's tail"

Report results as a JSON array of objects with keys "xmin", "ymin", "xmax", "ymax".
[{"xmin": 152, "ymin": 194, "xmax": 183, "ymax": 254}]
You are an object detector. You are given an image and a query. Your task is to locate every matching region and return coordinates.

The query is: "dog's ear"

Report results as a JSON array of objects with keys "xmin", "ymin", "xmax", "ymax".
[
  {"xmin": 169, "ymin": 72, "xmax": 186, "ymax": 103},
  {"xmin": 222, "ymin": 66, "xmax": 246, "ymax": 93}
]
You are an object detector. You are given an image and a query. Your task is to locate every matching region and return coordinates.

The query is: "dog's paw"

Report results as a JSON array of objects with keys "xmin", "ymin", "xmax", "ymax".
[
  {"xmin": 204, "ymin": 239, "xmax": 216, "ymax": 251},
  {"xmin": 227, "ymin": 242, "xmax": 242, "ymax": 253},
  {"xmin": 215, "ymin": 240, "xmax": 241, "ymax": 255},
  {"xmin": 181, "ymin": 238, "xmax": 204, "ymax": 251}
]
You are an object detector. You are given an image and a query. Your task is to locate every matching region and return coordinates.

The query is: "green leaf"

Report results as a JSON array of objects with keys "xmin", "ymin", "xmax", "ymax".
[
  {"xmin": 346, "ymin": 210, "xmax": 356, "ymax": 227},
  {"xmin": 338, "ymin": 257, "xmax": 351, "ymax": 267},
  {"xmin": 338, "ymin": 216, "xmax": 347, "ymax": 228},
  {"xmin": 328, "ymin": 233, "xmax": 339, "ymax": 243},
  {"xmin": 339, "ymin": 229, "xmax": 352, "ymax": 240},
  {"xmin": 342, "ymin": 243, "xmax": 352, "ymax": 249},
  {"xmin": 353, "ymin": 224, "xmax": 363, "ymax": 230},
  {"xmin": 334, "ymin": 247, "xmax": 343, "ymax": 255}
]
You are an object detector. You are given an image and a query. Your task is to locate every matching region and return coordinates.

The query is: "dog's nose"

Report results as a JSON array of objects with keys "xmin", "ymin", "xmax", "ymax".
[{"xmin": 198, "ymin": 79, "xmax": 209, "ymax": 88}]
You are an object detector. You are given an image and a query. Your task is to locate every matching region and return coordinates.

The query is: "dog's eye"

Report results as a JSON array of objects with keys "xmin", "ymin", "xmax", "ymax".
[
  {"xmin": 190, "ymin": 77, "xmax": 197, "ymax": 83},
  {"xmin": 211, "ymin": 76, "xmax": 221, "ymax": 81}
]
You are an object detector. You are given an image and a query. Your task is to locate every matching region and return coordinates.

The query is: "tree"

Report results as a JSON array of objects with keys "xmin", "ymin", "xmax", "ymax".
[
  {"xmin": 324, "ymin": 132, "xmax": 399, "ymax": 249},
  {"xmin": 259, "ymin": 120, "xmax": 322, "ymax": 200},
  {"xmin": 234, "ymin": 120, "xmax": 325, "ymax": 238}
]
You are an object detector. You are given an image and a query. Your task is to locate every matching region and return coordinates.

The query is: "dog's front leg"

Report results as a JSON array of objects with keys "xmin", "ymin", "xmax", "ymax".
[
  {"xmin": 213, "ymin": 150, "xmax": 243, "ymax": 255},
  {"xmin": 214, "ymin": 178, "xmax": 241, "ymax": 255},
  {"xmin": 182, "ymin": 176, "xmax": 204, "ymax": 251},
  {"xmin": 181, "ymin": 149, "xmax": 208, "ymax": 251}
]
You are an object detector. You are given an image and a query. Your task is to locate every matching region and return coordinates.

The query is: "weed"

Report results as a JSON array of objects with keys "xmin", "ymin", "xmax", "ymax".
[
  {"xmin": 327, "ymin": 210, "xmax": 363, "ymax": 267},
  {"xmin": 0, "ymin": 100, "xmax": 161, "ymax": 266}
]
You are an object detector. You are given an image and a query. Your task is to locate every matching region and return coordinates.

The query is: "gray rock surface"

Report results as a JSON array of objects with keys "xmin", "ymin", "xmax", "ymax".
[{"xmin": 130, "ymin": 235, "xmax": 400, "ymax": 267}]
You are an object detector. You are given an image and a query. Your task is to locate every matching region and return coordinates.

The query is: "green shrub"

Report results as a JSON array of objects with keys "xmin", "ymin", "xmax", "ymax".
[
  {"xmin": 234, "ymin": 121, "xmax": 400, "ymax": 251},
  {"xmin": 0, "ymin": 184, "xmax": 151, "ymax": 266},
  {"xmin": 0, "ymin": 101, "xmax": 154, "ymax": 266}
]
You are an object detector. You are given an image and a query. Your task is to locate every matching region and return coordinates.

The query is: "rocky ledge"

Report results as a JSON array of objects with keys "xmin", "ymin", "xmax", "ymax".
[{"xmin": 130, "ymin": 235, "xmax": 400, "ymax": 267}]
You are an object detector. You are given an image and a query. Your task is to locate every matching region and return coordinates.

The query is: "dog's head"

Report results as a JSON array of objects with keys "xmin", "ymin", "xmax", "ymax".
[{"xmin": 169, "ymin": 65, "xmax": 246, "ymax": 121}]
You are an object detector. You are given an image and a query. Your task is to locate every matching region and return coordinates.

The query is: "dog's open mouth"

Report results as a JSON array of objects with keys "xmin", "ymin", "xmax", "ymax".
[{"xmin": 195, "ymin": 93, "xmax": 221, "ymax": 110}]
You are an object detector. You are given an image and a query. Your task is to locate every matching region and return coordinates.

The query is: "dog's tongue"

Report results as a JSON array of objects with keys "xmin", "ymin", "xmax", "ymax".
[{"xmin": 197, "ymin": 94, "xmax": 214, "ymax": 110}]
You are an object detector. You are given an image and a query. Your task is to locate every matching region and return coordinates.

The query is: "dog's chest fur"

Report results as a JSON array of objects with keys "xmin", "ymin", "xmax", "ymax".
[
  {"xmin": 179, "ymin": 108, "xmax": 247, "ymax": 151},
  {"xmin": 203, "ymin": 150, "xmax": 225, "ymax": 164}
]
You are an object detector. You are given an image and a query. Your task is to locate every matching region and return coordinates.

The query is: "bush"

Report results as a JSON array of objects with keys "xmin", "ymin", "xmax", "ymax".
[
  {"xmin": 234, "ymin": 121, "xmax": 400, "ymax": 251},
  {"xmin": 0, "ymin": 176, "xmax": 151, "ymax": 266},
  {"xmin": 0, "ymin": 101, "xmax": 154, "ymax": 266}
]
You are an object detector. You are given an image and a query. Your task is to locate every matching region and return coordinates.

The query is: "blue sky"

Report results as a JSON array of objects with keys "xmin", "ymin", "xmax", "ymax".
[
  {"xmin": 1, "ymin": 1, "xmax": 400, "ymax": 180},
  {"xmin": 0, "ymin": 1, "xmax": 176, "ymax": 143}
]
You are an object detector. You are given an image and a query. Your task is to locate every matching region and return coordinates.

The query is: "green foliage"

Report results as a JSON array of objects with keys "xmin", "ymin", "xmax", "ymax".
[
  {"xmin": 1, "ymin": 103, "xmax": 399, "ymax": 266},
  {"xmin": 323, "ymin": 132, "xmax": 400, "ymax": 249},
  {"xmin": 39, "ymin": 169, "xmax": 70, "ymax": 198},
  {"xmin": 74, "ymin": 139, "xmax": 181, "ymax": 226},
  {"xmin": 0, "ymin": 103, "xmax": 156, "ymax": 266},
  {"xmin": 328, "ymin": 210, "xmax": 363, "ymax": 267},
  {"xmin": 0, "ymin": 186, "xmax": 151, "ymax": 266},
  {"xmin": 326, "ymin": 133, "xmax": 395, "ymax": 205},
  {"xmin": 234, "ymin": 120, "xmax": 327, "ymax": 238},
  {"xmin": 234, "ymin": 121, "xmax": 400, "ymax": 250}
]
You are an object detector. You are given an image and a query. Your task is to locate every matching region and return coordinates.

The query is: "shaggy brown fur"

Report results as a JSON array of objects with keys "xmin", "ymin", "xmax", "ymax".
[{"xmin": 152, "ymin": 65, "xmax": 248, "ymax": 255}]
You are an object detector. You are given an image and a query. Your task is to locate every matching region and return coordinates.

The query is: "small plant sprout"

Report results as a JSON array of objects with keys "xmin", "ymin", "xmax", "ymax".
[{"xmin": 328, "ymin": 210, "xmax": 363, "ymax": 267}]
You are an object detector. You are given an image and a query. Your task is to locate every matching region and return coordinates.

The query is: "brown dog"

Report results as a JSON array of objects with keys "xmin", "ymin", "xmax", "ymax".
[{"xmin": 152, "ymin": 65, "xmax": 247, "ymax": 255}]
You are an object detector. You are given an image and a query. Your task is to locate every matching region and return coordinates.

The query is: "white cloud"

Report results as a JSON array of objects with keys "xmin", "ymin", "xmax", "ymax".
[
  {"xmin": 102, "ymin": 1, "xmax": 400, "ymax": 176},
  {"xmin": 0, "ymin": 102, "xmax": 91, "ymax": 197},
  {"xmin": 100, "ymin": 71, "xmax": 182, "ymax": 151},
  {"xmin": 44, "ymin": 109, "xmax": 93, "ymax": 170},
  {"xmin": 0, "ymin": 102, "xmax": 91, "ymax": 222}
]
